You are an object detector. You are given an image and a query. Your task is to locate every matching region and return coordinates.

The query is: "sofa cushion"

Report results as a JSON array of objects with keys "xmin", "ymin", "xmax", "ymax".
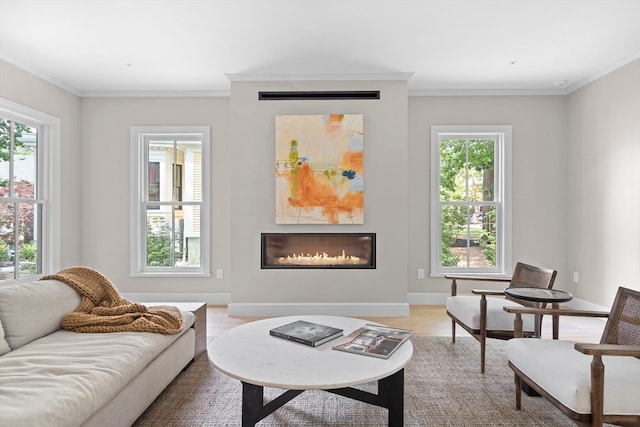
[
  {"xmin": 508, "ymin": 338, "xmax": 640, "ymax": 415},
  {"xmin": 0, "ymin": 310, "xmax": 195, "ymax": 427},
  {"xmin": 446, "ymin": 295, "xmax": 536, "ymax": 332},
  {"xmin": 0, "ymin": 279, "xmax": 81, "ymax": 349},
  {"xmin": 0, "ymin": 320, "xmax": 10, "ymax": 355}
]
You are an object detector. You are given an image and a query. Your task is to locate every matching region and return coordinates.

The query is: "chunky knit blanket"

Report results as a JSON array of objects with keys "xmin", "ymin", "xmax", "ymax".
[{"xmin": 40, "ymin": 266, "xmax": 184, "ymax": 334}]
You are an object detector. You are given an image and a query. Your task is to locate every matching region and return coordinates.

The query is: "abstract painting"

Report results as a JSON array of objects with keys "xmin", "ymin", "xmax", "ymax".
[{"xmin": 275, "ymin": 114, "xmax": 364, "ymax": 224}]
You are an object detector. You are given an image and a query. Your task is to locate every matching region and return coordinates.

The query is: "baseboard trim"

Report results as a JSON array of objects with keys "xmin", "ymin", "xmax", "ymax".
[
  {"xmin": 123, "ymin": 292, "xmax": 607, "ymax": 313},
  {"xmin": 407, "ymin": 293, "xmax": 449, "ymax": 305},
  {"xmin": 124, "ymin": 293, "xmax": 231, "ymax": 305},
  {"xmin": 227, "ymin": 302, "xmax": 409, "ymax": 317},
  {"xmin": 564, "ymin": 298, "xmax": 609, "ymax": 311}
]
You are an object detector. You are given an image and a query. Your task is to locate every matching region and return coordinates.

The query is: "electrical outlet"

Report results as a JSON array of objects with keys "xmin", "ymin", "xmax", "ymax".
[
  {"xmin": 216, "ymin": 268, "xmax": 224, "ymax": 279},
  {"xmin": 573, "ymin": 272, "xmax": 579, "ymax": 283},
  {"xmin": 417, "ymin": 268, "xmax": 425, "ymax": 279}
]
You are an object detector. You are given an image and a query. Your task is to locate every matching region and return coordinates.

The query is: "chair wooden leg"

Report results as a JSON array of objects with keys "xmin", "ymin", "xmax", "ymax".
[
  {"xmin": 480, "ymin": 336, "xmax": 485, "ymax": 373},
  {"xmin": 480, "ymin": 295, "xmax": 487, "ymax": 373},
  {"xmin": 450, "ymin": 279, "xmax": 457, "ymax": 344},
  {"xmin": 591, "ymin": 355, "xmax": 604, "ymax": 427},
  {"xmin": 514, "ymin": 374, "xmax": 522, "ymax": 410},
  {"xmin": 451, "ymin": 320, "xmax": 456, "ymax": 344},
  {"xmin": 552, "ymin": 302, "xmax": 559, "ymax": 339}
]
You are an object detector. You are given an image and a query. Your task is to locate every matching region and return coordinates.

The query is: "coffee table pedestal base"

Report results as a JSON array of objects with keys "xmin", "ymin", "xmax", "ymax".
[{"xmin": 241, "ymin": 368, "xmax": 405, "ymax": 427}]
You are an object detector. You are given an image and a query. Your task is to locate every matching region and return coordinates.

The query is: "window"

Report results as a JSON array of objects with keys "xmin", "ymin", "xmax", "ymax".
[
  {"xmin": 130, "ymin": 126, "xmax": 210, "ymax": 276},
  {"xmin": 430, "ymin": 125, "xmax": 511, "ymax": 276},
  {"xmin": 0, "ymin": 99, "xmax": 60, "ymax": 281}
]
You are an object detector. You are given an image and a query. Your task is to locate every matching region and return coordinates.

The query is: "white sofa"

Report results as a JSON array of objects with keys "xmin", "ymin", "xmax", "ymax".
[{"xmin": 0, "ymin": 278, "xmax": 201, "ymax": 427}]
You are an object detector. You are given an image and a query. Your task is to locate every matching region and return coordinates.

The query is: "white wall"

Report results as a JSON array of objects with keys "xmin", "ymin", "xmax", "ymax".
[
  {"xmin": 79, "ymin": 96, "xmax": 232, "ymax": 299},
  {"xmin": 3, "ymin": 58, "xmax": 637, "ymax": 310},
  {"xmin": 567, "ymin": 59, "xmax": 640, "ymax": 307},
  {"xmin": 407, "ymin": 95, "xmax": 568, "ymax": 299},
  {"xmin": 0, "ymin": 59, "xmax": 82, "ymax": 268}
]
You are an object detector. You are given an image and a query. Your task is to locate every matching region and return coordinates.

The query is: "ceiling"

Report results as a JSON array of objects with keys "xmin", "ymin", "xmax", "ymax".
[{"xmin": 1, "ymin": 0, "xmax": 639, "ymax": 96}]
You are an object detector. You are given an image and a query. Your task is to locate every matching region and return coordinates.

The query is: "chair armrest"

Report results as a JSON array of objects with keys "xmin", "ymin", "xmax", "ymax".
[
  {"xmin": 472, "ymin": 289, "xmax": 506, "ymax": 296},
  {"xmin": 575, "ymin": 343, "xmax": 640, "ymax": 357},
  {"xmin": 445, "ymin": 275, "xmax": 511, "ymax": 296},
  {"xmin": 503, "ymin": 306, "xmax": 610, "ymax": 317},
  {"xmin": 572, "ymin": 342, "xmax": 640, "ymax": 425},
  {"xmin": 445, "ymin": 275, "xmax": 511, "ymax": 282}
]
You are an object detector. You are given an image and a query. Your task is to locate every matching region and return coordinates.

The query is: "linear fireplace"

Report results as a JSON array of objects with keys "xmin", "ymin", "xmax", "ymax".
[{"xmin": 261, "ymin": 233, "xmax": 376, "ymax": 269}]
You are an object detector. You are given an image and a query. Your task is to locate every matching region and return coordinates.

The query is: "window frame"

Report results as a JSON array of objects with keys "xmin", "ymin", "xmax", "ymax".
[
  {"xmin": 0, "ymin": 98, "xmax": 61, "ymax": 280},
  {"xmin": 430, "ymin": 125, "xmax": 512, "ymax": 277},
  {"xmin": 130, "ymin": 126, "xmax": 210, "ymax": 277}
]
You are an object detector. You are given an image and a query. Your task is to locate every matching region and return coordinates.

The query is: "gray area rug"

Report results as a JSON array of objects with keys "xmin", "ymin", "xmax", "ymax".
[{"xmin": 133, "ymin": 336, "xmax": 575, "ymax": 426}]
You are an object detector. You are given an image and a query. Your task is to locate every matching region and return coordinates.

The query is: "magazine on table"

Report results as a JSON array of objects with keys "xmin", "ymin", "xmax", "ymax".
[
  {"xmin": 332, "ymin": 324, "xmax": 414, "ymax": 359},
  {"xmin": 269, "ymin": 320, "xmax": 344, "ymax": 347}
]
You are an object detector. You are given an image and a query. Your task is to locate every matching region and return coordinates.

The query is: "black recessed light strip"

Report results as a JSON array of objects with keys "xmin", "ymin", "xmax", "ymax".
[{"xmin": 258, "ymin": 91, "xmax": 380, "ymax": 101}]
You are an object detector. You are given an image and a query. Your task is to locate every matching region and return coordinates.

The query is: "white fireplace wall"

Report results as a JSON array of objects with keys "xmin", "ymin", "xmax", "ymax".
[{"xmin": 229, "ymin": 78, "xmax": 409, "ymax": 316}]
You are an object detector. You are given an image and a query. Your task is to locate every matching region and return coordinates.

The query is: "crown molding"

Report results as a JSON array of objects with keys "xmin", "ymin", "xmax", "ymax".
[
  {"xmin": 225, "ymin": 72, "xmax": 414, "ymax": 82},
  {"xmin": 1, "ymin": 54, "xmax": 82, "ymax": 97},
  {"xmin": 81, "ymin": 90, "xmax": 231, "ymax": 97},
  {"xmin": 563, "ymin": 48, "xmax": 640, "ymax": 94},
  {"xmin": 6, "ymin": 52, "xmax": 638, "ymax": 98},
  {"xmin": 408, "ymin": 89, "xmax": 568, "ymax": 97}
]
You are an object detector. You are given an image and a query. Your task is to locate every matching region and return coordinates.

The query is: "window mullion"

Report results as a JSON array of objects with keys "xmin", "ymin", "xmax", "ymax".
[
  {"xmin": 11, "ymin": 201, "xmax": 18, "ymax": 277},
  {"xmin": 171, "ymin": 204, "xmax": 176, "ymax": 267},
  {"xmin": 8, "ymin": 121, "xmax": 15, "ymax": 198},
  {"xmin": 172, "ymin": 140, "xmax": 177, "ymax": 203},
  {"xmin": 464, "ymin": 140, "xmax": 471, "ymax": 268},
  {"xmin": 143, "ymin": 136, "xmax": 153, "ymax": 204}
]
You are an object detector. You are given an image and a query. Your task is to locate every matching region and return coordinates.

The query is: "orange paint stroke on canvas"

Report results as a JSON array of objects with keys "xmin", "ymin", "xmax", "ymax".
[
  {"xmin": 275, "ymin": 114, "xmax": 364, "ymax": 224},
  {"xmin": 341, "ymin": 151, "xmax": 363, "ymax": 174},
  {"xmin": 287, "ymin": 163, "xmax": 363, "ymax": 224}
]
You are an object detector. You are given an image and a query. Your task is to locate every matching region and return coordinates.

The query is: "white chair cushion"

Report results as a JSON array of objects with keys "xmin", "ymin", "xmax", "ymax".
[
  {"xmin": 446, "ymin": 295, "xmax": 535, "ymax": 332},
  {"xmin": 508, "ymin": 338, "xmax": 640, "ymax": 415}
]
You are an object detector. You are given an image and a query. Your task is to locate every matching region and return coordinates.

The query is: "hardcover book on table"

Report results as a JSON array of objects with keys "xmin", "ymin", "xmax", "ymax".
[
  {"xmin": 269, "ymin": 320, "xmax": 344, "ymax": 347},
  {"xmin": 332, "ymin": 324, "xmax": 414, "ymax": 359}
]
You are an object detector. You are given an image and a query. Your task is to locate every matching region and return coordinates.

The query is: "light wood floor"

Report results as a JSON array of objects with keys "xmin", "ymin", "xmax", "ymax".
[{"xmin": 206, "ymin": 305, "xmax": 606, "ymax": 342}]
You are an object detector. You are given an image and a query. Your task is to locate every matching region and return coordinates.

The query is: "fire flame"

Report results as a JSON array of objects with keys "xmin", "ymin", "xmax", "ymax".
[{"xmin": 277, "ymin": 249, "xmax": 363, "ymax": 265}]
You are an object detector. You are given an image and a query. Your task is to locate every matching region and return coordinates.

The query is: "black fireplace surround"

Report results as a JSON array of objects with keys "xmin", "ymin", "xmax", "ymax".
[{"xmin": 261, "ymin": 233, "xmax": 376, "ymax": 269}]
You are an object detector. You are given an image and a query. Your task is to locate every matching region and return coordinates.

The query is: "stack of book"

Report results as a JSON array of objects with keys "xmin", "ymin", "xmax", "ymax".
[{"xmin": 269, "ymin": 320, "xmax": 344, "ymax": 347}]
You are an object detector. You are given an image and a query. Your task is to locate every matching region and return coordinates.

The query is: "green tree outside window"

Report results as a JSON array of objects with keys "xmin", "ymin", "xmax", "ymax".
[{"xmin": 439, "ymin": 139, "xmax": 496, "ymax": 268}]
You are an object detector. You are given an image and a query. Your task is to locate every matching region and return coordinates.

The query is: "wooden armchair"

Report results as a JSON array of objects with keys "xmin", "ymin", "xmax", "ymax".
[
  {"xmin": 504, "ymin": 286, "xmax": 640, "ymax": 426},
  {"xmin": 445, "ymin": 262, "xmax": 557, "ymax": 373}
]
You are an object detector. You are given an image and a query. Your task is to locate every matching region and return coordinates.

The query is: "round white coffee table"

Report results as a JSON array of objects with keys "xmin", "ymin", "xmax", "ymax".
[{"xmin": 209, "ymin": 315, "xmax": 413, "ymax": 427}]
